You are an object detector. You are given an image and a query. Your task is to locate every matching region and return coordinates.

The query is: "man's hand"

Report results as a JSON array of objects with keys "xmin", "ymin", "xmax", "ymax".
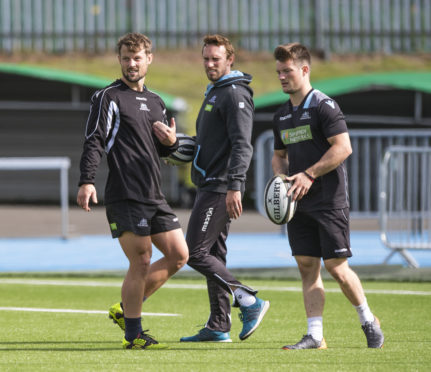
[
  {"xmin": 286, "ymin": 172, "xmax": 313, "ymax": 201},
  {"xmin": 77, "ymin": 184, "xmax": 98, "ymax": 212},
  {"xmin": 226, "ymin": 190, "xmax": 242, "ymax": 219},
  {"xmin": 153, "ymin": 117, "xmax": 177, "ymax": 146}
]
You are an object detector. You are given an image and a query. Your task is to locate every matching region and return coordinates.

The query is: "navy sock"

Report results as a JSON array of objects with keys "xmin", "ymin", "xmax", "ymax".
[{"xmin": 124, "ymin": 317, "xmax": 143, "ymax": 342}]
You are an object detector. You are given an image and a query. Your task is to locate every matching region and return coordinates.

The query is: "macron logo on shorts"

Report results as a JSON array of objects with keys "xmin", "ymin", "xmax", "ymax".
[
  {"xmin": 137, "ymin": 218, "xmax": 148, "ymax": 227},
  {"xmin": 334, "ymin": 248, "xmax": 348, "ymax": 253}
]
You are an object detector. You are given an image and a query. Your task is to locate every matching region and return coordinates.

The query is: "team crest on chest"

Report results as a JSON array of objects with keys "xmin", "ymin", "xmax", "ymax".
[
  {"xmin": 139, "ymin": 103, "xmax": 150, "ymax": 111},
  {"xmin": 300, "ymin": 111, "xmax": 311, "ymax": 120}
]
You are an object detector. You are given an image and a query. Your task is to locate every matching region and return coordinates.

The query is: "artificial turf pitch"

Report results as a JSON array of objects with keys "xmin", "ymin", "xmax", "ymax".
[{"xmin": 0, "ymin": 277, "xmax": 430, "ymax": 371}]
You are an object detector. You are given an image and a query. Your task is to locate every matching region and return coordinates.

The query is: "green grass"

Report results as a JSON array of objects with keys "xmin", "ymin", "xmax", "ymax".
[{"xmin": 0, "ymin": 277, "xmax": 430, "ymax": 371}]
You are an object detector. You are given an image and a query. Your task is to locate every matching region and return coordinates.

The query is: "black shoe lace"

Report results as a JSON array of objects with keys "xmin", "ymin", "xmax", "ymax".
[{"xmin": 140, "ymin": 330, "xmax": 158, "ymax": 345}]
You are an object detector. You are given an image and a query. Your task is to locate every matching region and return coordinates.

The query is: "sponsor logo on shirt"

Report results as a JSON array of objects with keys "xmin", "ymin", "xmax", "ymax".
[
  {"xmin": 208, "ymin": 95, "xmax": 217, "ymax": 103},
  {"xmin": 300, "ymin": 111, "xmax": 311, "ymax": 120},
  {"xmin": 136, "ymin": 96, "xmax": 147, "ymax": 101},
  {"xmin": 239, "ymin": 102, "xmax": 245, "ymax": 109},
  {"xmin": 279, "ymin": 114, "xmax": 292, "ymax": 121},
  {"xmin": 280, "ymin": 125, "xmax": 312, "ymax": 145},
  {"xmin": 205, "ymin": 104, "xmax": 213, "ymax": 112},
  {"xmin": 140, "ymin": 103, "xmax": 150, "ymax": 111}
]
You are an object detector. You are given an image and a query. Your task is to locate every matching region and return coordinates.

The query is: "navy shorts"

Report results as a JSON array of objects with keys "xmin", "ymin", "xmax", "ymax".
[
  {"xmin": 287, "ymin": 208, "xmax": 352, "ymax": 260},
  {"xmin": 105, "ymin": 200, "xmax": 181, "ymax": 238}
]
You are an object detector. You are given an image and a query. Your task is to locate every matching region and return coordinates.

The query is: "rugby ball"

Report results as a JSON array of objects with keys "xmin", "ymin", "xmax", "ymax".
[
  {"xmin": 264, "ymin": 174, "xmax": 297, "ymax": 225},
  {"xmin": 163, "ymin": 133, "xmax": 196, "ymax": 166}
]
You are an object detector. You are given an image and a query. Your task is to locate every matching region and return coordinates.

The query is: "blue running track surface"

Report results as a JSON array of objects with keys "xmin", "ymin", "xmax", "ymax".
[{"xmin": 0, "ymin": 232, "xmax": 430, "ymax": 272}]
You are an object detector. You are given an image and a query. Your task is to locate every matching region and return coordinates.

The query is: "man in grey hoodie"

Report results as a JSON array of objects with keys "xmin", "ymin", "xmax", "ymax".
[{"xmin": 180, "ymin": 34, "xmax": 270, "ymax": 343}]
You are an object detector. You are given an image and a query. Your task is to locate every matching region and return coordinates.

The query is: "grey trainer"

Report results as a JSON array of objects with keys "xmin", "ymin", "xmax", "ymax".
[
  {"xmin": 362, "ymin": 316, "xmax": 384, "ymax": 348},
  {"xmin": 282, "ymin": 334, "xmax": 328, "ymax": 350}
]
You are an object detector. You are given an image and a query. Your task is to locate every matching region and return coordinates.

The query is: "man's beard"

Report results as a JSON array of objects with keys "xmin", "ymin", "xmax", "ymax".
[{"xmin": 123, "ymin": 69, "xmax": 143, "ymax": 83}]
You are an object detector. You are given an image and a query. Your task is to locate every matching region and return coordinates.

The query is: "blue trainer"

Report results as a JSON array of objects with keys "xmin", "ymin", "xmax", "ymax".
[
  {"xmin": 180, "ymin": 327, "xmax": 232, "ymax": 342},
  {"xmin": 238, "ymin": 297, "xmax": 270, "ymax": 340}
]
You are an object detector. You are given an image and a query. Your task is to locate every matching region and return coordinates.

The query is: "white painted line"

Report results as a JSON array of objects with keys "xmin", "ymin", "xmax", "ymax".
[
  {"xmin": 255, "ymin": 285, "xmax": 431, "ymax": 296},
  {"xmin": 0, "ymin": 306, "xmax": 180, "ymax": 316},
  {"xmin": 0, "ymin": 279, "xmax": 429, "ymax": 296},
  {"xmin": 0, "ymin": 279, "xmax": 122, "ymax": 287}
]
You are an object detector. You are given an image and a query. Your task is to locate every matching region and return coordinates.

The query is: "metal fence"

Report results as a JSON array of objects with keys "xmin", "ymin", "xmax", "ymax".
[
  {"xmin": 0, "ymin": 157, "xmax": 70, "ymax": 238},
  {"xmin": 253, "ymin": 129, "xmax": 431, "ymax": 217},
  {"xmin": 1, "ymin": 0, "xmax": 430, "ymax": 54},
  {"xmin": 380, "ymin": 146, "xmax": 431, "ymax": 267}
]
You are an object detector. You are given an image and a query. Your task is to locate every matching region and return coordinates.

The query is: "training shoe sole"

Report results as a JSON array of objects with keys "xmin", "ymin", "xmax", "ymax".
[
  {"xmin": 180, "ymin": 327, "xmax": 233, "ymax": 342},
  {"xmin": 125, "ymin": 343, "xmax": 169, "ymax": 350},
  {"xmin": 282, "ymin": 338, "xmax": 328, "ymax": 350},
  {"xmin": 239, "ymin": 300, "xmax": 270, "ymax": 341}
]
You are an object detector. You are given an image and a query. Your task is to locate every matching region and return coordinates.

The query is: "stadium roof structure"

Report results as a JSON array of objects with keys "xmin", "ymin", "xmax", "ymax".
[
  {"xmin": 0, "ymin": 63, "xmax": 187, "ymax": 112},
  {"xmin": 253, "ymin": 71, "xmax": 431, "ymax": 129},
  {"xmin": 254, "ymin": 71, "xmax": 431, "ymax": 109}
]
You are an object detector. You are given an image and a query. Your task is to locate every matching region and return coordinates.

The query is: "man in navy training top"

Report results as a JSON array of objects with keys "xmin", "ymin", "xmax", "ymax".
[
  {"xmin": 271, "ymin": 42, "xmax": 384, "ymax": 350},
  {"xmin": 77, "ymin": 32, "xmax": 188, "ymax": 350}
]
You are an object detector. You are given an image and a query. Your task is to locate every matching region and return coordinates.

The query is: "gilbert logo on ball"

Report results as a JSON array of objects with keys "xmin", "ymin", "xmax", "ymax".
[{"xmin": 264, "ymin": 174, "xmax": 297, "ymax": 225}]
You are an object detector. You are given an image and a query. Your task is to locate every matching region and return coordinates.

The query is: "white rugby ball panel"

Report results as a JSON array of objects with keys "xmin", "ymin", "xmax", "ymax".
[{"xmin": 163, "ymin": 133, "xmax": 196, "ymax": 166}]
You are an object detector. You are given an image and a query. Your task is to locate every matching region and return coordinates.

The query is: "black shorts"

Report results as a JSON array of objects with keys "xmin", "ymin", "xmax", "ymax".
[
  {"xmin": 105, "ymin": 200, "xmax": 181, "ymax": 238},
  {"xmin": 287, "ymin": 208, "xmax": 352, "ymax": 260}
]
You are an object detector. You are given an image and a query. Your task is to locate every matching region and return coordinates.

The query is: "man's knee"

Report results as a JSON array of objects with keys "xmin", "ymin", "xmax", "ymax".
[
  {"xmin": 296, "ymin": 256, "xmax": 321, "ymax": 280},
  {"xmin": 187, "ymin": 248, "xmax": 212, "ymax": 273},
  {"xmin": 186, "ymin": 242, "xmax": 205, "ymax": 261},
  {"xmin": 187, "ymin": 252, "xmax": 201, "ymax": 268},
  {"xmin": 324, "ymin": 259, "xmax": 351, "ymax": 284},
  {"xmin": 129, "ymin": 251, "xmax": 152, "ymax": 273},
  {"xmin": 172, "ymin": 248, "xmax": 188, "ymax": 271}
]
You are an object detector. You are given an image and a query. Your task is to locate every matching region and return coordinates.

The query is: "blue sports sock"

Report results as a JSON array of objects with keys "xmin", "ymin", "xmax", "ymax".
[{"xmin": 124, "ymin": 317, "xmax": 143, "ymax": 342}]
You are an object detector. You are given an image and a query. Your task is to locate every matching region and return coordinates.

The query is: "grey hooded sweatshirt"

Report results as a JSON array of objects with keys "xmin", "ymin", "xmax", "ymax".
[{"xmin": 192, "ymin": 71, "xmax": 254, "ymax": 193}]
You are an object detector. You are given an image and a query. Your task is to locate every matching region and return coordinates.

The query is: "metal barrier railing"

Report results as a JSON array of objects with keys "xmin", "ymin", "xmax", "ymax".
[
  {"xmin": 0, "ymin": 157, "xmax": 71, "ymax": 239},
  {"xmin": 379, "ymin": 146, "xmax": 431, "ymax": 268}
]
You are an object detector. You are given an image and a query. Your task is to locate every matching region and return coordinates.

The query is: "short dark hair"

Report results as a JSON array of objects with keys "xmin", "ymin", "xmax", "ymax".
[
  {"xmin": 273, "ymin": 43, "xmax": 311, "ymax": 66},
  {"xmin": 202, "ymin": 34, "xmax": 235, "ymax": 60},
  {"xmin": 117, "ymin": 32, "xmax": 152, "ymax": 55}
]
